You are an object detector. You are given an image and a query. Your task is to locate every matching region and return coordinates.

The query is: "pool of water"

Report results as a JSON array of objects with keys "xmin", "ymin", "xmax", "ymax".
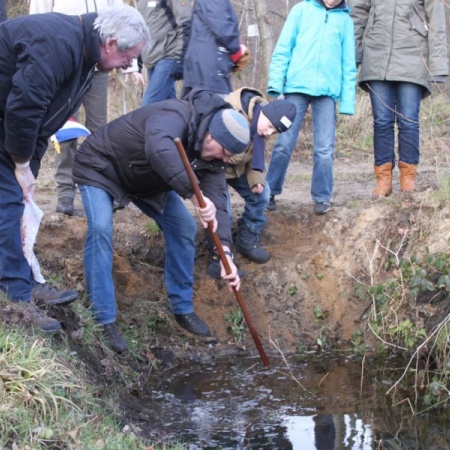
[{"xmin": 138, "ymin": 354, "xmax": 450, "ymax": 449}]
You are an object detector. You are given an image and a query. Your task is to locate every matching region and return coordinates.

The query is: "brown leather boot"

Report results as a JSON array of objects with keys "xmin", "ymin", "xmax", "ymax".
[
  {"xmin": 372, "ymin": 162, "xmax": 393, "ymax": 198},
  {"xmin": 399, "ymin": 162, "xmax": 417, "ymax": 192}
]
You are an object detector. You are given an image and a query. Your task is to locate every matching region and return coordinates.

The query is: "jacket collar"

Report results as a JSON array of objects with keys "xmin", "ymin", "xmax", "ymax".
[
  {"xmin": 315, "ymin": 0, "xmax": 347, "ymax": 11},
  {"xmin": 79, "ymin": 13, "xmax": 101, "ymax": 67}
]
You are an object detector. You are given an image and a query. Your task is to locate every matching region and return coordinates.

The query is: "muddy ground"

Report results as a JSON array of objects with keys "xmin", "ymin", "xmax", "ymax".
[
  {"xmin": 0, "ymin": 130, "xmax": 436, "ymax": 441},
  {"xmin": 32, "ymin": 145, "xmax": 450, "ymax": 359}
]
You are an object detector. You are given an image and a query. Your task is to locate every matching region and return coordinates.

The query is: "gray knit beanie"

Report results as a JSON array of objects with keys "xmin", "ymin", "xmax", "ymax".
[{"xmin": 208, "ymin": 109, "xmax": 250, "ymax": 154}]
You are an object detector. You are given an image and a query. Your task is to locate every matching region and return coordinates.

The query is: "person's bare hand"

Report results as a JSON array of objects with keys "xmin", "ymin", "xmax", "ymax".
[
  {"xmin": 14, "ymin": 162, "xmax": 35, "ymax": 201},
  {"xmin": 191, "ymin": 195, "xmax": 217, "ymax": 232},
  {"xmin": 251, "ymin": 183, "xmax": 264, "ymax": 194},
  {"xmin": 220, "ymin": 253, "xmax": 241, "ymax": 291}
]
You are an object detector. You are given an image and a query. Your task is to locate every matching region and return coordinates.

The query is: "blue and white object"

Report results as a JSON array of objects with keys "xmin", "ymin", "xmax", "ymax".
[{"xmin": 52, "ymin": 118, "xmax": 90, "ymax": 143}]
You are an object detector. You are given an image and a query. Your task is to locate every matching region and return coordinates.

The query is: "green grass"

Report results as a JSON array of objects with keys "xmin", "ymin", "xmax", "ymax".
[
  {"xmin": 144, "ymin": 219, "xmax": 162, "ymax": 237},
  {"xmin": 0, "ymin": 293, "xmax": 184, "ymax": 449},
  {"xmin": 0, "ymin": 326, "xmax": 148, "ymax": 449}
]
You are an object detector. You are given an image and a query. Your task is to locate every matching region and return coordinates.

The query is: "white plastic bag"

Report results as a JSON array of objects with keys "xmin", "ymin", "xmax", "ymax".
[{"xmin": 21, "ymin": 198, "xmax": 45, "ymax": 284}]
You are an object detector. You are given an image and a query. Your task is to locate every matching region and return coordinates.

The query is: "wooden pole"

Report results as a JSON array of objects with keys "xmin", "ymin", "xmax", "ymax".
[{"xmin": 174, "ymin": 137, "xmax": 270, "ymax": 368}]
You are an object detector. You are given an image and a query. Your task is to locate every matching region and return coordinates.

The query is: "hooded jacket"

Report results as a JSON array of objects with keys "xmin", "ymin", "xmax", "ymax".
[
  {"xmin": 268, "ymin": 0, "xmax": 356, "ymax": 115},
  {"xmin": 350, "ymin": 0, "xmax": 449, "ymax": 98},
  {"xmin": 0, "ymin": 12, "xmax": 99, "ymax": 167},
  {"xmin": 182, "ymin": 0, "xmax": 241, "ymax": 94},
  {"xmin": 136, "ymin": 0, "xmax": 192, "ymax": 70},
  {"xmin": 73, "ymin": 89, "xmax": 234, "ymax": 247},
  {"xmin": 225, "ymin": 87, "xmax": 267, "ymax": 188}
]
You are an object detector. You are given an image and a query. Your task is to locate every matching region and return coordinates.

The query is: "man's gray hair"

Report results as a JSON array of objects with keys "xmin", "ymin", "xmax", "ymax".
[{"xmin": 94, "ymin": 5, "xmax": 151, "ymax": 50}]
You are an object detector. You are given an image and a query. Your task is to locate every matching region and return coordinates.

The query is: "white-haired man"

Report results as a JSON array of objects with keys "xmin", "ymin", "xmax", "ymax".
[{"xmin": 0, "ymin": 5, "xmax": 150, "ymax": 332}]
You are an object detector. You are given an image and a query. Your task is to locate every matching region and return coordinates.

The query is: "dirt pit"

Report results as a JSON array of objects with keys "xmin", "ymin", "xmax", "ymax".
[{"xmin": 32, "ymin": 153, "xmax": 450, "ymax": 360}]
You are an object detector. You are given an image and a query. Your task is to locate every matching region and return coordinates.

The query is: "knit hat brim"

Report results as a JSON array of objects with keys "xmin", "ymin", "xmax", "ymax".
[
  {"xmin": 208, "ymin": 109, "xmax": 250, "ymax": 154},
  {"xmin": 262, "ymin": 100, "xmax": 296, "ymax": 133}
]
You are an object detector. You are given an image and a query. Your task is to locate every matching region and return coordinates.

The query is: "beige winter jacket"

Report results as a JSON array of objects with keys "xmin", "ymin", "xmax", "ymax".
[
  {"xmin": 350, "ymin": 0, "xmax": 449, "ymax": 97},
  {"xmin": 225, "ymin": 87, "xmax": 267, "ymax": 189}
]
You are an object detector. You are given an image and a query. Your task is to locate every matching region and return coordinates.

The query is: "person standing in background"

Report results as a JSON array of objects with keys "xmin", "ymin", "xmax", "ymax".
[
  {"xmin": 181, "ymin": 0, "xmax": 249, "ymax": 97},
  {"xmin": 136, "ymin": 0, "xmax": 192, "ymax": 105},
  {"xmin": 265, "ymin": 0, "xmax": 356, "ymax": 215},
  {"xmin": 0, "ymin": 0, "xmax": 6, "ymax": 23},
  {"xmin": 350, "ymin": 0, "xmax": 449, "ymax": 198},
  {"xmin": 0, "ymin": 5, "xmax": 150, "ymax": 332},
  {"xmin": 29, "ymin": 0, "xmax": 143, "ymax": 217}
]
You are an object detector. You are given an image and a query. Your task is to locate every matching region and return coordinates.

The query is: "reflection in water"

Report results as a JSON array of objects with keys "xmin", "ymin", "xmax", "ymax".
[
  {"xmin": 138, "ymin": 356, "xmax": 450, "ymax": 449},
  {"xmin": 314, "ymin": 415, "xmax": 335, "ymax": 449}
]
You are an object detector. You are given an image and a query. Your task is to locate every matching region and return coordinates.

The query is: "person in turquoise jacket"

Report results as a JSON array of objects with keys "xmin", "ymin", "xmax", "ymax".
[{"xmin": 265, "ymin": 0, "xmax": 356, "ymax": 215}]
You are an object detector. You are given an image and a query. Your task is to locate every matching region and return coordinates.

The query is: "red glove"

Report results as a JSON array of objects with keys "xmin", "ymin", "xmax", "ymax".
[{"xmin": 232, "ymin": 45, "xmax": 251, "ymax": 72}]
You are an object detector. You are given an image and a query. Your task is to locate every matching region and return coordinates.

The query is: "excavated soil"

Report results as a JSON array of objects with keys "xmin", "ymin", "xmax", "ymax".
[
  {"xmin": 31, "ymin": 149, "xmax": 450, "ymax": 360},
  {"xmin": 0, "ymin": 131, "xmax": 440, "ymax": 443}
]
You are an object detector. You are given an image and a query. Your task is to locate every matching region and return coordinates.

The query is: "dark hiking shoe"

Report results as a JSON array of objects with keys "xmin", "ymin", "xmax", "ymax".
[
  {"xmin": 236, "ymin": 221, "xmax": 271, "ymax": 264},
  {"xmin": 103, "ymin": 322, "xmax": 128, "ymax": 354},
  {"xmin": 32, "ymin": 283, "xmax": 78, "ymax": 306},
  {"xmin": 314, "ymin": 201, "xmax": 332, "ymax": 216},
  {"xmin": 235, "ymin": 241, "xmax": 271, "ymax": 264},
  {"xmin": 206, "ymin": 254, "xmax": 246, "ymax": 280},
  {"xmin": 113, "ymin": 200, "xmax": 125, "ymax": 212},
  {"xmin": 56, "ymin": 197, "xmax": 74, "ymax": 216},
  {"xmin": 174, "ymin": 312, "xmax": 211, "ymax": 337},
  {"xmin": 23, "ymin": 302, "xmax": 62, "ymax": 333},
  {"xmin": 266, "ymin": 195, "xmax": 277, "ymax": 211}
]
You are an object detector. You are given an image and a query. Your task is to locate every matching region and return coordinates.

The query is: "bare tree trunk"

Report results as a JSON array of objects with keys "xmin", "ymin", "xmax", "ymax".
[{"xmin": 253, "ymin": 0, "xmax": 273, "ymax": 91}]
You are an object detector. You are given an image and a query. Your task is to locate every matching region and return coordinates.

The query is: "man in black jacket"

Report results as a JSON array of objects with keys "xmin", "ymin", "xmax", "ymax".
[
  {"xmin": 0, "ymin": 5, "xmax": 150, "ymax": 333},
  {"xmin": 72, "ymin": 89, "xmax": 250, "ymax": 353},
  {"xmin": 0, "ymin": 0, "xmax": 6, "ymax": 23}
]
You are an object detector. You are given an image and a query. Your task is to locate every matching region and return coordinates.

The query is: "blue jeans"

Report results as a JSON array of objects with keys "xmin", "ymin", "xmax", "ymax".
[
  {"xmin": 227, "ymin": 174, "xmax": 270, "ymax": 234},
  {"xmin": 266, "ymin": 93, "xmax": 336, "ymax": 203},
  {"xmin": 141, "ymin": 58, "xmax": 183, "ymax": 106},
  {"xmin": 0, "ymin": 151, "xmax": 33, "ymax": 301},
  {"xmin": 367, "ymin": 81, "xmax": 422, "ymax": 166},
  {"xmin": 79, "ymin": 186, "xmax": 196, "ymax": 324}
]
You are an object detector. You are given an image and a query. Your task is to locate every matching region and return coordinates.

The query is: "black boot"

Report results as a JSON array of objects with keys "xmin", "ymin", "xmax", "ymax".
[
  {"xmin": 235, "ymin": 221, "xmax": 270, "ymax": 264},
  {"xmin": 174, "ymin": 312, "xmax": 211, "ymax": 337},
  {"xmin": 266, "ymin": 195, "xmax": 277, "ymax": 211},
  {"xmin": 56, "ymin": 197, "xmax": 74, "ymax": 216},
  {"xmin": 103, "ymin": 322, "xmax": 128, "ymax": 354}
]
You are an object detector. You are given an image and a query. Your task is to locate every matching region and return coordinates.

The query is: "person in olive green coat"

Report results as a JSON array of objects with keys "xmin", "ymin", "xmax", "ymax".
[{"xmin": 350, "ymin": 0, "xmax": 448, "ymax": 198}]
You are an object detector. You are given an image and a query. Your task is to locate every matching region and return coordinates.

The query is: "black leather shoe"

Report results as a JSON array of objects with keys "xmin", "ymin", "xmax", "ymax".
[
  {"xmin": 266, "ymin": 195, "xmax": 277, "ymax": 211},
  {"xmin": 103, "ymin": 322, "xmax": 128, "ymax": 354},
  {"xmin": 32, "ymin": 283, "xmax": 78, "ymax": 306},
  {"xmin": 56, "ymin": 197, "xmax": 74, "ymax": 216},
  {"xmin": 314, "ymin": 201, "xmax": 332, "ymax": 215},
  {"xmin": 174, "ymin": 312, "xmax": 211, "ymax": 337}
]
